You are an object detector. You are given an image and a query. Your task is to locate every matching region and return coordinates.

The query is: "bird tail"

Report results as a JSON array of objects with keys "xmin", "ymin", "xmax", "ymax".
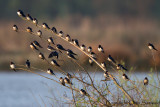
[
  {"xmin": 155, "ymin": 48, "xmax": 158, "ymax": 51},
  {"xmin": 90, "ymin": 63, "xmax": 93, "ymax": 66},
  {"xmin": 13, "ymin": 69, "xmax": 16, "ymax": 72}
]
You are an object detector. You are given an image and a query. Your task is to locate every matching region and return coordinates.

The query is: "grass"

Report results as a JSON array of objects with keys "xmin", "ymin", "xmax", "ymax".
[{"xmin": 10, "ymin": 10, "xmax": 160, "ymax": 106}]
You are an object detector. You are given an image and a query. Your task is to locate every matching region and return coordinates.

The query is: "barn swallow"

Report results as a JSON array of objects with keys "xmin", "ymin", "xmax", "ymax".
[
  {"xmin": 47, "ymin": 68, "xmax": 55, "ymax": 75},
  {"xmin": 58, "ymin": 31, "xmax": 64, "ymax": 37},
  {"xmin": 67, "ymin": 53, "xmax": 77, "ymax": 60},
  {"xmin": 56, "ymin": 44, "xmax": 66, "ymax": 51},
  {"xmin": 26, "ymin": 14, "xmax": 33, "ymax": 21},
  {"xmin": 101, "ymin": 62, "xmax": 106, "ymax": 68},
  {"xmin": 72, "ymin": 39, "xmax": 79, "ymax": 47},
  {"xmin": 80, "ymin": 44, "xmax": 86, "ymax": 51},
  {"xmin": 33, "ymin": 18, "xmax": 38, "ymax": 26},
  {"xmin": 33, "ymin": 41, "xmax": 43, "ymax": 48},
  {"xmin": 67, "ymin": 73, "xmax": 72, "ymax": 79},
  {"xmin": 47, "ymin": 37, "xmax": 54, "ymax": 45},
  {"xmin": 144, "ymin": 77, "xmax": 149, "ymax": 85},
  {"xmin": 67, "ymin": 49, "xmax": 77, "ymax": 55},
  {"xmin": 39, "ymin": 53, "xmax": 45, "ymax": 60},
  {"xmin": 26, "ymin": 60, "xmax": 30, "ymax": 68},
  {"xmin": 48, "ymin": 51, "xmax": 59, "ymax": 59},
  {"xmin": 10, "ymin": 62, "xmax": 16, "ymax": 72},
  {"xmin": 122, "ymin": 73, "xmax": 129, "ymax": 81},
  {"xmin": 37, "ymin": 30, "xmax": 42, "ymax": 37},
  {"xmin": 64, "ymin": 77, "xmax": 72, "ymax": 85},
  {"xmin": 51, "ymin": 27, "xmax": 57, "ymax": 34},
  {"xmin": 59, "ymin": 77, "xmax": 65, "ymax": 86},
  {"xmin": 89, "ymin": 58, "xmax": 94, "ymax": 66},
  {"xmin": 13, "ymin": 25, "xmax": 18, "ymax": 32},
  {"xmin": 42, "ymin": 23, "xmax": 50, "ymax": 29},
  {"xmin": 65, "ymin": 34, "xmax": 71, "ymax": 41},
  {"xmin": 90, "ymin": 52, "xmax": 96, "ymax": 59},
  {"xmin": 17, "ymin": 10, "xmax": 26, "ymax": 17},
  {"xmin": 148, "ymin": 43, "xmax": 158, "ymax": 51},
  {"xmin": 103, "ymin": 71, "xmax": 110, "ymax": 81},
  {"xmin": 26, "ymin": 27, "xmax": 33, "ymax": 33},
  {"xmin": 87, "ymin": 46, "xmax": 92, "ymax": 53},
  {"xmin": 51, "ymin": 59, "xmax": 60, "ymax": 67},
  {"xmin": 98, "ymin": 45, "xmax": 104, "ymax": 53},
  {"xmin": 104, "ymin": 71, "xmax": 109, "ymax": 78},
  {"xmin": 30, "ymin": 42, "xmax": 39, "ymax": 50},
  {"xmin": 117, "ymin": 64, "xmax": 127, "ymax": 71},
  {"xmin": 80, "ymin": 89, "xmax": 86, "ymax": 95},
  {"xmin": 108, "ymin": 55, "xmax": 116, "ymax": 64},
  {"xmin": 47, "ymin": 45, "xmax": 56, "ymax": 51}
]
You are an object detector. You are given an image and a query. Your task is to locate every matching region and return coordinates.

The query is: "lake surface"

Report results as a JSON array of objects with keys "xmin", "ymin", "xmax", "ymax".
[{"xmin": 0, "ymin": 71, "xmax": 159, "ymax": 107}]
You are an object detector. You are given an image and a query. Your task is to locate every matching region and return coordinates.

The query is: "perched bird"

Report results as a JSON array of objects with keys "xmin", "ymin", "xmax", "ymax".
[
  {"xmin": 103, "ymin": 71, "xmax": 110, "ymax": 81},
  {"xmin": 30, "ymin": 42, "xmax": 39, "ymax": 50},
  {"xmin": 51, "ymin": 27, "xmax": 57, "ymax": 34},
  {"xmin": 80, "ymin": 44, "xmax": 86, "ymax": 51},
  {"xmin": 33, "ymin": 18, "xmax": 38, "ymax": 26},
  {"xmin": 144, "ymin": 77, "xmax": 149, "ymax": 85},
  {"xmin": 101, "ymin": 62, "xmax": 106, "ymax": 68},
  {"xmin": 98, "ymin": 45, "xmax": 104, "ymax": 53},
  {"xmin": 59, "ymin": 77, "xmax": 65, "ymax": 86},
  {"xmin": 39, "ymin": 53, "xmax": 45, "ymax": 60},
  {"xmin": 122, "ymin": 73, "xmax": 129, "ymax": 81},
  {"xmin": 108, "ymin": 55, "xmax": 116, "ymax": 64},
  {"xmin": 67, "ymin": 73, "xmax": 72, "ymax": 79},
  {"xmin": 37, "ymin": 30, "xmax": 42, "ymax": 38},
  {"xmin": 64, "ymin": 77, "xmax": 72, "ymax": 85},
  {"xmin": 47, "ymin": 68, "xmax": 55, "ymax": 75},
  {"xmin": 117, "ymin": 64, "xmax": 127, "ymax": 71},
  {"xmin": 51, "ymin": 59, "xmax": 60, "ymax": 67},
  {"xmin": 47, "ymin": 45, "xmax": 56, "ymax": 51},
  {"xmin": 104, "ymin": 71, "xmax": 109, "ymax": 78},
  {"xmin": 13, "ymin": 25, "xmax": 18, "ymax": 32},
  {"xmin": 42, "ymin": 23, "xmax": 50, "ymax": 29},
  {"xmin": 72, "ymin": 39, "xmax": 79, "ymax": 47},
  {"xmin": 26, "ymin": 14, "xmax": 33, "ymax": 21},
  {"xmin": 148, "ymin": 43, "xmax": 158, "ymax": 51},
  {"xmin": 48, "ymin": 51, "xmax": 59, "ymax": 59},
  {"xmin": 58, "ymin": 31, "xmax": 64, "ymax": 37},
  {"xmin": 90, "ymin": 52, "xmax": 96, "ymax": 59},
  {"xmin": 33, "ymin": 41, "xmax": 43, "ymax": 48},
  {"xmin": 26, "ymin": 60, "xmax": 30, "ymax": 68},
  {"xmin": 26, "ymin": 27, "xmax": 33, "ymax": 33},
  {"xmin": 56, "ymin": 44, "xmax": 66, "ymax": 51},
  {"xmin": 10, "ymin": 62, "xmax": 16, "ymax": 72},
  {"xmin": 17, "ymin": 10, "xmax": 26, "ymax": 17},
  {"xmin": 87, "ymin": 46, "xmax": 92, "ymax": 53},
  {"xmin": 80, "ymin": 89, "xmax": 87, "ymax": 95},
  {"xmin": 67, "ymin": 49, "xmax": 77, "ymax": 55},
  {"xmin": 65, "ymin": 34, "xmax": 71, "ymax": 41},
  {"xmin": 89, "ymin": 58, "xmax": 94, "ymax": 66},
  {"xmin": 67, "ymin": 53, "xmax": 77, "ymax": 60},
  {"xmin": 47, "ymin": 37, "xmax": 54, "ymax": 45}
]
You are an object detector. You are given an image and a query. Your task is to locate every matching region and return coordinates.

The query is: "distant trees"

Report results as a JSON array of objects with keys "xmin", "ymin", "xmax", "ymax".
[{"xmin": 1, "ymin": 0, "xmax": 160, "ymax": 19}]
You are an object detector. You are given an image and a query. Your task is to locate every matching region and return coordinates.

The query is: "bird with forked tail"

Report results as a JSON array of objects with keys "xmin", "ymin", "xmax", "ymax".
[
  {"xmin": 26, "ymin": 60, "xmax": 30, "ymax": 68},
  {"xmin": 144, "ymin": 77, "xmax": 149, "ymax": 85},
  {"xmin": 10, "ymin": 62, "xmax": 16, "ymax": 72},
  {"xmin": 148, "ymin": 43, "xmax": 158, "ymax": 51},
  {"xmin": 48, "ymin": 51, "xmax": 59, "ymax": 59}
]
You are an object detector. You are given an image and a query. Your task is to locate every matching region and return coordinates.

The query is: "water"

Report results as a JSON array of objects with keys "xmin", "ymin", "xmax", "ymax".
[
  {"xmin": 0, "ymin": 72, "xmax": 159, "ymax": 107},
  {"xmin": 0, "ymin": 72, "xmax": 68, "ymax": 107}
]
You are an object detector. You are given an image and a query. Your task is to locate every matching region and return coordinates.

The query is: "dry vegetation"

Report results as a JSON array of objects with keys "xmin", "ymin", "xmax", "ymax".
[{"xmin": 9, "ymin": 10, "xmax": 160, "ymax": 106}]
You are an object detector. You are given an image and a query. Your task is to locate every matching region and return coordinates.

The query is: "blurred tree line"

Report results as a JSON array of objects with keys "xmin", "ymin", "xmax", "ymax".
[{"xmin": 1, "ymin": 0, "xmax": 160, "ymax": 20}]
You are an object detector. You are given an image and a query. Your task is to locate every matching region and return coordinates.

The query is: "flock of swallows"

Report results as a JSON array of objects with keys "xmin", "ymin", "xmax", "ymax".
[{"xmin": 10, "ymin": 10, "xmax": 159, "ymax": 92}]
